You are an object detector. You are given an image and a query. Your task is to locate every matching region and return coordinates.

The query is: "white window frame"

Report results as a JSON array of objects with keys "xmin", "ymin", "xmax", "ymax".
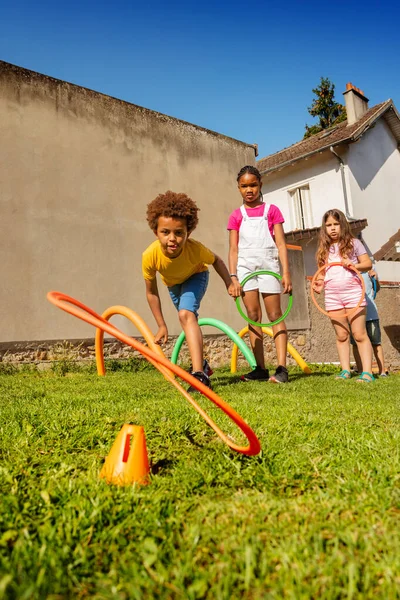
[{"xmin": 288, "ymin": 184, "xmax": 313, "ymax": 230}]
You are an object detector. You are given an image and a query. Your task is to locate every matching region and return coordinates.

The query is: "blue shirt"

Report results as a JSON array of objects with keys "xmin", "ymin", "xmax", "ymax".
[{"xmin": 362, "ymin": 272, "xmax": 379, "ymax": 321}]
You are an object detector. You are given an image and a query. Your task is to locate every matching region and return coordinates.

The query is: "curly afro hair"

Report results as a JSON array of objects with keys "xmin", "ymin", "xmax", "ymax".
[{"xmin": 146, "ymin": 191, "xmax": 199, "ymax": 233}]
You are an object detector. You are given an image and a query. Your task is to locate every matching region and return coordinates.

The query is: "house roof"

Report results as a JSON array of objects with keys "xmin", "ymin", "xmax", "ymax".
[
  {"xmin": 258, "ymin": 100, "xmax": 400, "ymax": 175},
  {"xmin": 373, "ymin": 229, "xmax": 400, "ymax": 262},
  {"xmin": 285, "ymin": 219, "xmax": 368, "ymax": 243}
]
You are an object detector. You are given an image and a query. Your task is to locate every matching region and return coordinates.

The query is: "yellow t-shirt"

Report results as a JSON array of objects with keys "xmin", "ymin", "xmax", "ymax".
[{"xmin": 142, "ymin": 239, "xmax": 215, "ymax": 287}]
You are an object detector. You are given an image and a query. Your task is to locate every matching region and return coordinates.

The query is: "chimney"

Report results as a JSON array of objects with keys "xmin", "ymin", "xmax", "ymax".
[{"xmin": 343, "ymin": 83, "xmax": 369, "ymax": 125}]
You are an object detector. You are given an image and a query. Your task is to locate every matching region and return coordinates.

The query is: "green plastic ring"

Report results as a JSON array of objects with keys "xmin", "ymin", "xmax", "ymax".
[{"xmin": 235, "ymin": 270, "xmax": 293, "ymax": 327}]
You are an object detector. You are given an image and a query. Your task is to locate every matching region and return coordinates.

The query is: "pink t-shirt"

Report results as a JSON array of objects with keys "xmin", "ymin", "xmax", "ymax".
[
  {"xmin": 325, "ymin": 238, "xmax": 367, "ymax": 285},
  {"xmin": 227, "ymin": 203, "xmax": 284, "ymax": 238}
]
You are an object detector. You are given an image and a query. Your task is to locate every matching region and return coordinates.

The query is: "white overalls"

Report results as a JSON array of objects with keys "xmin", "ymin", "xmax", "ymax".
[{"xmin": 237, "ymin": 203, "xmax": 281, "ymax": 294}]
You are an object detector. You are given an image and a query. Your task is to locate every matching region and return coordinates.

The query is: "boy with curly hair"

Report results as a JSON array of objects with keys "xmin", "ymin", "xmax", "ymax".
[{"xmin": 142, "ymin": 191, "xmax": 236, "ymax": 392}]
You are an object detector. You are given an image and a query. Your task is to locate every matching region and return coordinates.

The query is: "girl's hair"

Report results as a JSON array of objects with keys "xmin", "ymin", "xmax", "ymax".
[
  {"xmin": 236, "ymin": 165, "xmax": 263, "ymax": 203},
  {"xmin": 236, "ymin": 165, "xmax": 261, "ymax": 183},
  {"xmin": 146, "ymin": 190, "xmax": 199, "ymax": 233},
  {"xmin": 316, "ymin": 208, "xmax": 354, "ymax": 266}
]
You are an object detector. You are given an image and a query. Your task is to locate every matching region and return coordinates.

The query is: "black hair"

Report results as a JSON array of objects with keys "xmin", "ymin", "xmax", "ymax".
[{"xmin": 236, "ymin": 165, "xmax": 262, "ymax": 183}]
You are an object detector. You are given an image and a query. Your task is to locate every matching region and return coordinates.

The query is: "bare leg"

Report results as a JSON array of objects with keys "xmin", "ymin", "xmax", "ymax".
[
  {"xmin": 178, "ymin": 309, "xmax": 203, "ymax": 373},
  {"xmin": 352, "ymin": 345, "xmax": 363, "ymax": 372},
  {"xmin": 262, "ymin": 293, "xmax": 287, "ymax": 367},
  {"xmin": 373, "ymin": 344, "xmax": 386, "ymax": 375},
  {"xmin": 350, "ymin": 308, "xmax": 373, "ymax": 375},
  {"xmin": 329, "ymin": 309, "xmax": 351, "ymax": 372},
  {"xmin": 242, "ymin": 290, "xmax": 265, "ymax": 368}
]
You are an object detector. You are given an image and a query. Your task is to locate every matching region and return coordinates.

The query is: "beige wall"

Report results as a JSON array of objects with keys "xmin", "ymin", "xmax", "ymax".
[{"xmin": 0, "ymin": 61, "xmax": 257, "ymax": 342}]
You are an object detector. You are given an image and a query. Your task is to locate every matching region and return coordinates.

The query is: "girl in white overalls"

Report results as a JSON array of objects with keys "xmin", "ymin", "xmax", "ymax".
[{"xmin": 228, "ymin": 166, "xmax": 292, "ymax": 383}]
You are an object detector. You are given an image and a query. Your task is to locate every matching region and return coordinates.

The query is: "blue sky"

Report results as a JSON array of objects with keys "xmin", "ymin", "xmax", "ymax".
[{"xmin": 1, "ymin": 0, "xmax": 399, "ymax": 158}]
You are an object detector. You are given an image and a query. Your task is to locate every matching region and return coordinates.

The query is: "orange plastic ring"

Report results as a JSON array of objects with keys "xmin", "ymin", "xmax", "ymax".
[
  {"xmin": 311, "ymin": 262, "xmax": 366, "ymax": 319},
  {"xmin": 47, "ymin": 291, "xmax": 261, "ymax": 456}
]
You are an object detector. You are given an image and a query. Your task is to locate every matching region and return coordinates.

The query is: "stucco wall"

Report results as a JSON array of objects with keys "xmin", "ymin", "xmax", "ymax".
[
  {"xmin": 0, "ymin": 61, "xmax": 258, "ymax": 342},
  {"xmin": 346, "ymin": 119, "xmax": 400, "ymax": 281}
]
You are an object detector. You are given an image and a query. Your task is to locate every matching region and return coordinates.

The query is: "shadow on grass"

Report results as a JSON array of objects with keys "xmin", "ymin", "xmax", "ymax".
[
  {"xmin": 151, "ymin": 458, "xmax": 176, "ymax": 475},
  {"xmin": 285, "ymin": 371, "xmax": 333, "ymax": 382},
  {"xmin": 211, "ymin": 370, "xmax": 333, "ymax": 388},
  {"xmin": 183, "ymin": 429, "xmax": 206, "ymax": 448}
]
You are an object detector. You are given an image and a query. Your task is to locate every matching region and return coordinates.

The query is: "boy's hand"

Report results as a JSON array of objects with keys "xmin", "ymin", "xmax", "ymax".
[
  {"xmin": 228, "ymin": 280, "xmax": 242, "ymax": 298},
  {"xmin": 281, "ymin": 273, "xmax": 292, "ymax": 294},
  {"xmin": 154, "ymin": 325, "xmax": 168, "ymax": 345}
]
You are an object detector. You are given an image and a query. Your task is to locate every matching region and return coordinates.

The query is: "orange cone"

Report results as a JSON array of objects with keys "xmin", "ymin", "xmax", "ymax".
[{"xmin": 100, "ymin": 424, "xmax": 150, "ymax": 486}]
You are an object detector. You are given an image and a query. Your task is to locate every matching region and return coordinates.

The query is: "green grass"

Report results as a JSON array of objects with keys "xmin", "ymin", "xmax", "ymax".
[{"xmin": 0, "ymin": 363, "xmax": 399, "ymax": 599}]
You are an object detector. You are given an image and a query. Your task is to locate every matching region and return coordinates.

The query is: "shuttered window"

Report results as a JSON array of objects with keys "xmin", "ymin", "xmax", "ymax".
[{"xmin": 289, "ymin": 185, "xmax": 312, "ymax": 230}]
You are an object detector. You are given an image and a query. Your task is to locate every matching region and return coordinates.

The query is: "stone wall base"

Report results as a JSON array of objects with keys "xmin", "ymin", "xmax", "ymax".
[
  {"xmin": 1, "ymin": 286, "xmax": 398, "ymax": 372},
  {"xmin": 0, "ymin": 331, "xmax": 312, "ymax": 371}
]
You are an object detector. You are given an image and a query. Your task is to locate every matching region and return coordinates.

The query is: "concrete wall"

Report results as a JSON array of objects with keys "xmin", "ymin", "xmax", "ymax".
[
  {"xmin": 347, "ymin": 119, "xmax": 400, "ymax": 281},
  {"xmin": 0, "ymin": 61, "xmax": 257, "ymax": 342}
]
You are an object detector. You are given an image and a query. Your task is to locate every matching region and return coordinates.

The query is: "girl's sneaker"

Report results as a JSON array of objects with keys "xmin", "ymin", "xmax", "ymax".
[
  {"xmin": 188, "ymin": 360, "xmax": 213, "ymax": 377},
  {"xmin": 187, "ymin": 371, "xmax": 212, "ymax": 393},
  {"xmin": 241, "ymin": 366, "xmax": 269, "ymax": 381},
  {"xmin": 269, "ymin": 366, "xmax": 289, "ymax": 384},
  {"xmin": 203, "ymin": 359, "xmax": 213, "ymax": 377}
]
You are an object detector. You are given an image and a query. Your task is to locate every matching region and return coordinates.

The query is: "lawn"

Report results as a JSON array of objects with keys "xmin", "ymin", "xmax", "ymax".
[{"xmin": 0, "ymin": 361, "xmax": 399, "ymax": 599}]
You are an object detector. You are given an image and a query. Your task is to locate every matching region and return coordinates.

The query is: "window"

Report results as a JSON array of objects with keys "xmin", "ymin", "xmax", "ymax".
[{"xmin": 289, "ymin": 185, "xmax": 313, "ymax": 230}]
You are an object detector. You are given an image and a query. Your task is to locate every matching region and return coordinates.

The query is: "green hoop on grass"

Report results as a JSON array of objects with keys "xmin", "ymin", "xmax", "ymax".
[
  {"xmin": 171, "ymin": 317, "xmax": 256, "ymax": 370},
  {"xmin": 235, "ymin": 270, "xmax": 293, "ymax": 328}
]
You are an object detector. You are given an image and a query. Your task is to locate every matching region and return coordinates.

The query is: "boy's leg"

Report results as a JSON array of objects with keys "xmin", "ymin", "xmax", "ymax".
[
  {"xmin": 262, "ymin": 293, "xmax": 287, "ymax": 368},
  {"xmin": 175, "ymin": 271, "xmax": 209, "ymax": 375},
  {"xmin": 373, "ymin": 345, "xmax": 386, "ymax": 375},
  {"xmin": 352, "ymin": 344, "xmax": 363, "ymax": 373},
  {"xmin": 178, "ymin": 310, "xmax": 204, "ymax": 373},
  {"xmin": 366, "ymin": 320, "xmax": 386, "ymax": 375}
]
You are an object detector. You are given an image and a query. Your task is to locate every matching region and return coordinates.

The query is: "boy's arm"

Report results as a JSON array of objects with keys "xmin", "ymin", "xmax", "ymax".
[
  {"xmin": 212, "ymin": 253, "xmax": 240, "ymax": 298},
  {"xmin": 274, "ymin": 223, "xmax": 292, "ymax": 293},
  {"xmin": 369, "ymin": 268, "xmax": 380, "ymax": 293},
  {"xmin": 144, "ymin": 278, "xmax": 168, "ymax": 344}
]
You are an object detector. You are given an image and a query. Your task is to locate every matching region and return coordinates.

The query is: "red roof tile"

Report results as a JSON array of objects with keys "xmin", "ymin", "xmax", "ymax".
[
  {"xmin": 284, "ymin": 219, "xmax": 368, "ymax": 242},
  {"xmin": 258, "ymin": 101, "xmax": 391, "ymax": 174},
  {"xmin": 373, "ymin": 229, "xmax": 400, "ymax": 262}
]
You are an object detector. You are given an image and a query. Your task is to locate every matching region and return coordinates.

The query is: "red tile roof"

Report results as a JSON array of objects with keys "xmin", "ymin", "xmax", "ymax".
[
  {"xmin": 285, "ymin": 219, "xmax": 368, "ymax": 242},
  {"xmin": 373, "ymin": 229, "xmax": 400, "ymax": 262},
  {"xmin": 258, "ymin": 101, "xmax": 392, "ymax": 174}
]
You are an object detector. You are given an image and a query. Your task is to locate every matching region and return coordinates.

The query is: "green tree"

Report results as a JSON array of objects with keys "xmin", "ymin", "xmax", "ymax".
[{"xmin": 304, "ymin": 77, "xmax": 346, "ymax": 138}]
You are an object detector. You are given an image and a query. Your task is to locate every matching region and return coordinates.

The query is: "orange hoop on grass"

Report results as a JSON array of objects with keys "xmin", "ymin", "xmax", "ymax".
[
  {"xmin": 311, "ymin": 262, "xmax": 366, "ymax": 319},
  {"xmin": 47, "ymin": 291, "xmax": 261, "ymax": 456}
]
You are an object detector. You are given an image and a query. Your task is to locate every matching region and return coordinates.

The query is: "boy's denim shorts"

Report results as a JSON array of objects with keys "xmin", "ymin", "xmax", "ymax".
[
  {"xmin": 350, "ymin": 319, "xmax": 381, "ymax": 346},
  {"xmin": 168, "ymin": 271, "xmax": 209, "ymax": 317}
]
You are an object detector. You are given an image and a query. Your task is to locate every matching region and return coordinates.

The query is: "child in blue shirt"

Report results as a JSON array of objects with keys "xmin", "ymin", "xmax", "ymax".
[{"xmin": 351, "ymin": 269, "xmax": 388, "ymax": 377}]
